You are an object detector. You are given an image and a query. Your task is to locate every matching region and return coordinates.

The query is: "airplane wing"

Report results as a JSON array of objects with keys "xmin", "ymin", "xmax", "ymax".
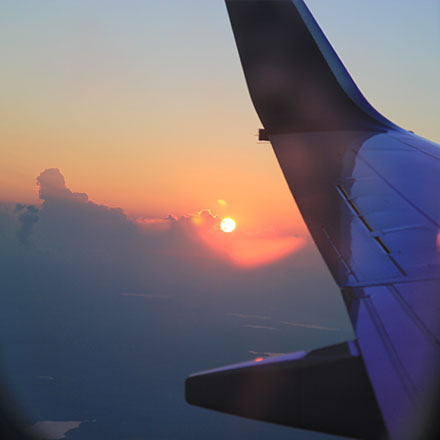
[{"xmin": 186, "ymin": 1, "xmax": 440, "ymax": 438}]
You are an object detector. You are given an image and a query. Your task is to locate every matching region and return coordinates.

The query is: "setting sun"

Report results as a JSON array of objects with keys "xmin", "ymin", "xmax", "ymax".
[{"xmin": 220, "ymin": 218, "xmax": 236, "ymax": 233}]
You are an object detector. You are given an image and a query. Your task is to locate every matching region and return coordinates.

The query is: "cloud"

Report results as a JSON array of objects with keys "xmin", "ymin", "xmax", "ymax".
[
  {"xmin": 15, "ymin": 204, "xmax": 39, "ymax": 245},
  {"xmin": 37, "ymin": 168, "xmax": 87, "ymax": 203},
  {"xmin": 1, "ymin": 169, "xmax": 241, "ymax": 303},
  {"xmin": 31, "ymin": 169, "xmax": 143, "ymax": 272},
  {"xmin": 18, "ymin": 169, "xmax": 303, "ymax": 271}
]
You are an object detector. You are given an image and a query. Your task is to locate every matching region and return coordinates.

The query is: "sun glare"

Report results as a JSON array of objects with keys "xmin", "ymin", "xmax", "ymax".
[{"xmin": 220, "ymin": 218, "xmax": 236, "ymax": 233}]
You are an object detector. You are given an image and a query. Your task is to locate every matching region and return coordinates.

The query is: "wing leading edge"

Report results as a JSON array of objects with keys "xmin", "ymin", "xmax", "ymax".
[{"xmin": 186, "ymin": 1, "xmax": 440, "ymax": 438}]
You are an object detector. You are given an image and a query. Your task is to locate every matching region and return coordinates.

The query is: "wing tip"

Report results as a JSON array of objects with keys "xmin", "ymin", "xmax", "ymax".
[{"xmin": 225, "ymin": 0, "xmax": 399, "ymax": 133}]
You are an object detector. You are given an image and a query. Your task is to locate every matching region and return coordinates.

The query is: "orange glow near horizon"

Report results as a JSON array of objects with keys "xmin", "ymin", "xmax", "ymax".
[
  {"xmin": 136, "ymin": 208, "xmax": 305, "ymax": 268},
  {"xmin": 193, "ymin": 213, "xmax": 306, "ymax": 269},
  {"xmin": 222, "ymin": 234, "xmax": 305, "ymax": 268}
]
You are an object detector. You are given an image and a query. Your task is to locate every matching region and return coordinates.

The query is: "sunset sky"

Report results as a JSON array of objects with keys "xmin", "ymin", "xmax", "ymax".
[
  {"xmin": 1, "ymin": 0, "xmax": 439, "ymax": 236},
  {"xmin": 0, "ymin": 1, "xmax": 439, "ymax": 438}
]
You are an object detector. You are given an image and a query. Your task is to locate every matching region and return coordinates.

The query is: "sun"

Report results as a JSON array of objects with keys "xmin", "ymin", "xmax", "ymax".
[{"xmin": 220, "ymin": 218, "xmax": 236, "ymax": 233}]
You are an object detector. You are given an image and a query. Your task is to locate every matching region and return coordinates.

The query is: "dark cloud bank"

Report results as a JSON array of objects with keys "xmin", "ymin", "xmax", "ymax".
[{"xmin": 0, "ymin": 169, "xmax": 352, "ymax": 440}]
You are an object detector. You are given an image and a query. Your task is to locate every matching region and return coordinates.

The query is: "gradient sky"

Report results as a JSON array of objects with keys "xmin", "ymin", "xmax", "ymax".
[
  {"xmin": 0, "ymin": 1, "xmax": 439, "ymax": 439},
  {"xmin": 1, "ymin": 0, "xmax": 439, "ymax": 234}
]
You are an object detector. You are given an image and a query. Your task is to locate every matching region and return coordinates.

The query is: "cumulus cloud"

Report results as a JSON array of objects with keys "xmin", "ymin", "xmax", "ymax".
[
  {"xmin": 32, "ymin": 169, "xmax": 142, "ymax": 271},
  {"xmin": 9, "ymin": 168, "xmax": 302, "ymax": 272},
  {"xmin": 37, "ymin": 168, "xmax": 88, "ymax": 203}
]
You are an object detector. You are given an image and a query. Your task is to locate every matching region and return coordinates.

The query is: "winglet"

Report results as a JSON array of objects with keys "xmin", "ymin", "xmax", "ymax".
[{"xmin": 225, "ymin": 0, "xmax": 400, "ymax": 133}]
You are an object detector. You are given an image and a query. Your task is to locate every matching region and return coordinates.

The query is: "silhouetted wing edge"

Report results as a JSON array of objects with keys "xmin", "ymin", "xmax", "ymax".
[{"xmin": 186, "ymin": 342, "xmax": 386, "ymax": 438}]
